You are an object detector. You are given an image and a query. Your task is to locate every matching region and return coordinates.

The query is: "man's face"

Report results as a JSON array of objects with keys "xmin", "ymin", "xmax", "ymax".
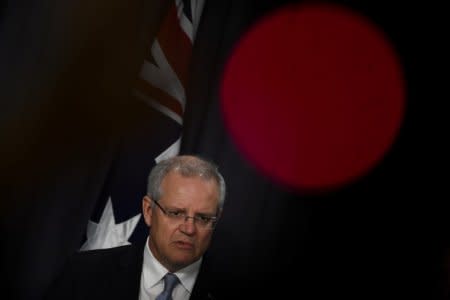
[{"xmin": 142, "ymin": 171, "xmax": 220, "ymax": 272}]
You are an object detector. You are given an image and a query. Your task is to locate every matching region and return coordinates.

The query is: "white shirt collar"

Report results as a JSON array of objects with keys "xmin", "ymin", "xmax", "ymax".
[{"xmin": 142, "ymin": 236, "xmax": 202, "ymax": 294}]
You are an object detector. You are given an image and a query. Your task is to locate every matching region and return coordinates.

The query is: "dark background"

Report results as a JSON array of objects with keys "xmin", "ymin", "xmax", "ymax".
[{"xmin": 1, "ymin": 0, "xmax": 448, "ymax": 299}]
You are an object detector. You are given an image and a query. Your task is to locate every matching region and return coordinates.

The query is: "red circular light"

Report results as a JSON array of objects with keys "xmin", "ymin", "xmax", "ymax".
[{"xmin": 221, "ymin": 3, "xmax": 405, "ymax": 191}]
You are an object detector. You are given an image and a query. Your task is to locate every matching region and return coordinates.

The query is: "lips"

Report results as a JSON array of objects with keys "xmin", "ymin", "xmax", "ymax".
[{"xmin": 174, "ymin": 240, "xmax": 194, "ymax": 250}]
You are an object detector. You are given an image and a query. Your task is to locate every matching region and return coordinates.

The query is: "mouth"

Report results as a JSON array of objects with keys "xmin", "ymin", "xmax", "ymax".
[
  {"xmin": 175, "ymin": 241, "xmax": 194, "ymax": 250},
  {"xmin": 174, "ymin": 241, "xmax": 194, "ymax": 250}
]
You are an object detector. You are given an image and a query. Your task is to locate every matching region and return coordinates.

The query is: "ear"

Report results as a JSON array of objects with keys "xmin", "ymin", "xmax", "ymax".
[{"xmin": 142, "ymin": 195, "xmax": 153, "ymax": 227}]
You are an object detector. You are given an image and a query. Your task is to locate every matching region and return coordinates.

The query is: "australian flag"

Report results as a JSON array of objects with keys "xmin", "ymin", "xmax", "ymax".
[{"xmin": 80, "ymin": 0, "xmax": 202, "ymax": 250}]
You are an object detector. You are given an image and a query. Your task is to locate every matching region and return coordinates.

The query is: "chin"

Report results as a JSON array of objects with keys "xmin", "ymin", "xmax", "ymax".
[{"xmin": 170, "ymin": 254, "xmax": 195, "ymax": 267}]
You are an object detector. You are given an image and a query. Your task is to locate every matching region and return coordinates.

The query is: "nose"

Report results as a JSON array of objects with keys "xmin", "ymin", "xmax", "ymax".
[{"xmin": 179, "ymin": 216, "xmax": 196, "ymax": 235}]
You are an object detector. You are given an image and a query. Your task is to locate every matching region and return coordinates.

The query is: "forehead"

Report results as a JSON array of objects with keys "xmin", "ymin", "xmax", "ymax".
[{"xmin": 160, "ymin": 171, "xmax": 219, "ymax": 205}]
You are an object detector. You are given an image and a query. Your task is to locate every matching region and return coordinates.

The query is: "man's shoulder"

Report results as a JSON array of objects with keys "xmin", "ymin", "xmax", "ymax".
[
  {"xmin": 67, "ymin": 243, "xmax": 143, "ymax": 269},
  {"xmin": 46, "ymin": 244, "xmax": 144, "ymax": 299},
  {"xmin": 74, "ymin": 244, "xmax": 136, "ymax": 258}
]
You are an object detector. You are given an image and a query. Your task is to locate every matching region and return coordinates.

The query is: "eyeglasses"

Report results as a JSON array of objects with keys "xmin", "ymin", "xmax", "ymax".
[{"xmin": 152, "ymin": 200, "xmax": 218, "ymax": 230}]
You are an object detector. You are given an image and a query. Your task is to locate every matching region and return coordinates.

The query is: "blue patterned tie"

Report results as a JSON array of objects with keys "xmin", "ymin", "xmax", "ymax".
[{"xmin": 156, "ymin": 273, "xmax": 180, "ymax": 300}]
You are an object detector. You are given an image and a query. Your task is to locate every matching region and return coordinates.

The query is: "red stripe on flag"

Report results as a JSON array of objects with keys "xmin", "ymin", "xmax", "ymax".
[
  {"xmin": 158, "ymin": 3, "xmax": 192, "ymax": 89},
  {"xmin": 135, "ymin": 77, "xmax": 183, "ymax": 118}
]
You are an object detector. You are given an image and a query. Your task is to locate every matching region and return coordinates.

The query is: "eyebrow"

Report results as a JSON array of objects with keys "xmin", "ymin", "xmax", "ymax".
[{"xmin": 164, "ymin": 205, "xmax": 216, "ymax": 216}]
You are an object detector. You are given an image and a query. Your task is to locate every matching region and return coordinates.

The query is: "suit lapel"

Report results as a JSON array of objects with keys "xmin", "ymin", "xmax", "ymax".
[
  {"xmin": 190, "ymin": 255, "xmax": 217, "ymax": 300},
  {"xmin": 104, "ymin": 244, "xmax": 145, "ymax": 300}
]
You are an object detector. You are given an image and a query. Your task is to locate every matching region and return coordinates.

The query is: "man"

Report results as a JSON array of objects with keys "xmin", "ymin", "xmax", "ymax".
[{"xmin": 46, "ymin": 155, "xmax": 226, "ymax": 300}]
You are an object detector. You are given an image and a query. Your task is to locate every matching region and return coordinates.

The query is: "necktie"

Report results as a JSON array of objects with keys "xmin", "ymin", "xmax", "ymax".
[{"xmin": 156, "ymin": 273, "xmax": 180, "ymax": 300}]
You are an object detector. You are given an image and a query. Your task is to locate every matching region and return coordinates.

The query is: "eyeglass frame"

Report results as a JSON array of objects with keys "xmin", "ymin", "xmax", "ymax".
[{"xmin": 151, "ymin": 199, "xmax": 219, "ymax": 229}]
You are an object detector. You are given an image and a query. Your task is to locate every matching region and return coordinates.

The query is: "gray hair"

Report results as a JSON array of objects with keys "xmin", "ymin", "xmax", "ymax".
[{"xmin": 147, "ymin": 155, "xmax": 226, "ymax": 211}]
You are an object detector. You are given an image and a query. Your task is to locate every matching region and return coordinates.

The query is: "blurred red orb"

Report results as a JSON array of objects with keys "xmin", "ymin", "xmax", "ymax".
[{"xmin": 221, "ymin": 3, "xmax": 405, "ymax": 192}]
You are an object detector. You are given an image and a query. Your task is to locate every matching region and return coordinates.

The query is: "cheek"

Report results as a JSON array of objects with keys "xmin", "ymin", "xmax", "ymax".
[{"xmin": 151, "ymin": 220, "xmax": 175, "ymax": 241}]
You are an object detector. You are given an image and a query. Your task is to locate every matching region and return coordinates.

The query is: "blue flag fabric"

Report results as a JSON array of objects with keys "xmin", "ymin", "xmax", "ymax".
[
  {"xmin": 81, "ymin": 0, "xmax": 201, "ymax": 251},
  {"xmin": 81, "ymin": 105, "xmax": 182, "ymax": 249}
]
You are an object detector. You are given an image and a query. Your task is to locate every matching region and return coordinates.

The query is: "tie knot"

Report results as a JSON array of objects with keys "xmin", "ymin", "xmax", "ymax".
[
  {"xmin": 163, "ymin": 273, "xmax": 179, "ymax": 291},
  {"xmin": 155, "ymin": 273, "xmax": 180, "ymax": 300}
]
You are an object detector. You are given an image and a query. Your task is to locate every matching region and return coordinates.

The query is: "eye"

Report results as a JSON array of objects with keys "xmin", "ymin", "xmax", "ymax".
[
  {"xmin": 167, "ymin": 210, "xmax": 185, "ymax": 218},
  {"xmin": 196, "ymin": 215, "xmax": 213, "ymax": 225}
]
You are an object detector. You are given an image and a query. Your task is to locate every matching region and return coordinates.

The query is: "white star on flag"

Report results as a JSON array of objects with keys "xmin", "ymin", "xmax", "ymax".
[{"xmin": 80, "ymin": 197, "xmax": 141, "ymax": 251}]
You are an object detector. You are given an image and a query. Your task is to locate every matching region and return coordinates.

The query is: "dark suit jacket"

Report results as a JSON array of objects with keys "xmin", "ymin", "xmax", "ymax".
[{"xmin": 45, "ymin": 243, "xmax": 217, "ymax": 300}]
